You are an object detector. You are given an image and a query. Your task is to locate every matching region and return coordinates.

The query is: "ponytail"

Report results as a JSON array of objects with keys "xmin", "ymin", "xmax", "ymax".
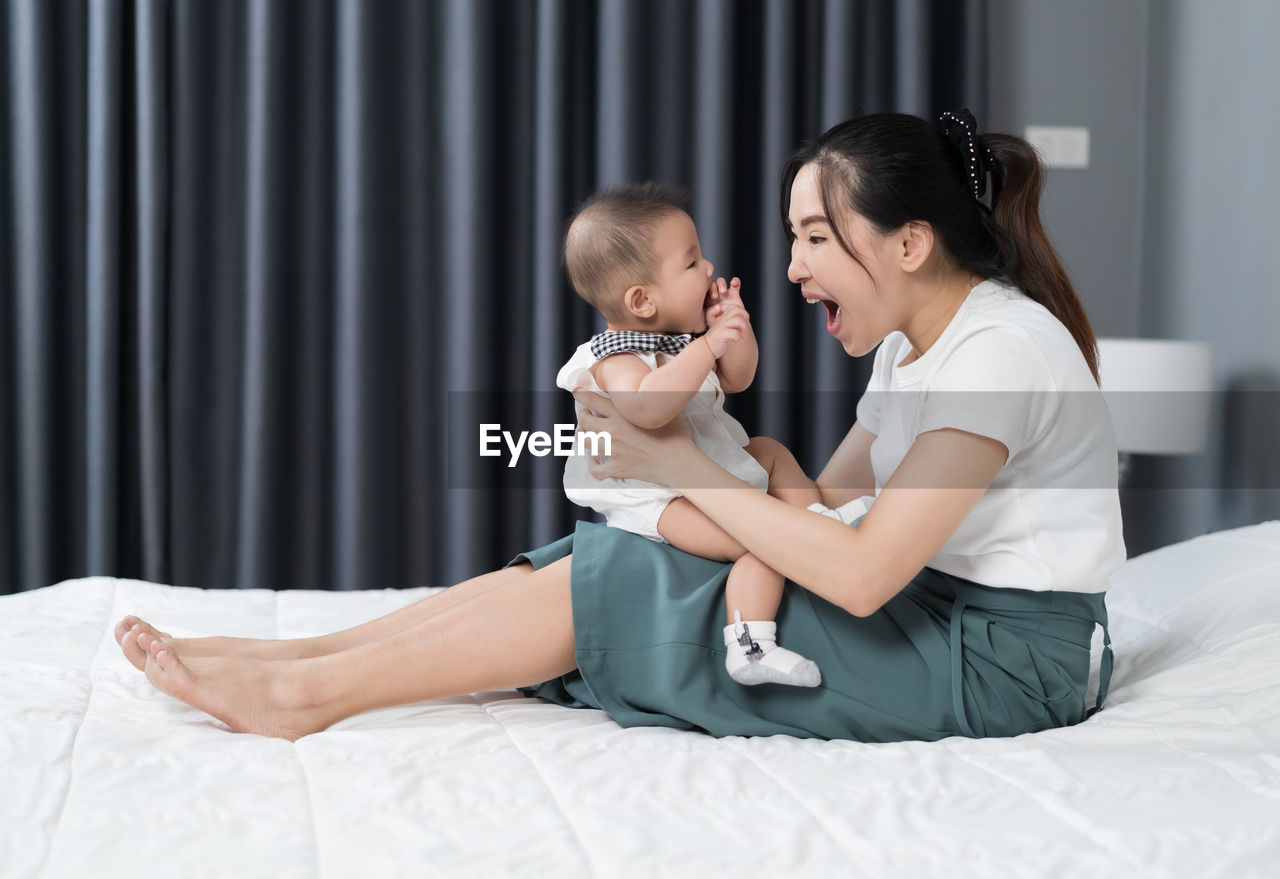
[{"xmin": 984, "ymin": 134, "xmax": 1100, "ymax": 383}]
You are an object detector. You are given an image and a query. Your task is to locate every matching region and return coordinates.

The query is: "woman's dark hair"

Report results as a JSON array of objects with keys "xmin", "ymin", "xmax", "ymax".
[{"xmin": 780, "ymin": 113, "xmax": 1100, "ymax": 383}]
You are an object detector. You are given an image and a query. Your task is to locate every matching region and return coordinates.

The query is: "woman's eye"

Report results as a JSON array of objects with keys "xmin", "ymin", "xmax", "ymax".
[{"xmin": 808, "ymin": 235, "xmax": 825, "ymax": 245}]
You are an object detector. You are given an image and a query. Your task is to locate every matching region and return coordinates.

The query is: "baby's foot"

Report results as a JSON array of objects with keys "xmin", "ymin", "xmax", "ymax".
[
  {"xmin": 141, "ymin": 639, "xmax": 331, "ymax": 741},
  {"xmin": 723, "ymin": 617, "xmax": 821, "ymax": 688}
]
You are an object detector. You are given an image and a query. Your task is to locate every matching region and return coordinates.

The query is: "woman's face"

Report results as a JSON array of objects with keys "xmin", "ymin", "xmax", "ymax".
[{"xmin": 786, "ymin": 164, "xmax": 900, "ymax": 357}]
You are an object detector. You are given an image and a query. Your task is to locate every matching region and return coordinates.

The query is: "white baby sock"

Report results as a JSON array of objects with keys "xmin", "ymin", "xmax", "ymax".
[{"xmin": 723, "ymin": 612, "xmax": 821, "ymax": 688}]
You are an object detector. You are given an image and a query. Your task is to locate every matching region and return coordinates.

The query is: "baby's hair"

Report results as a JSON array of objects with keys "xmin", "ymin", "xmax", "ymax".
[{"xmin": 563, "ymin": 182, "xmax": 688, "ymax": 320}]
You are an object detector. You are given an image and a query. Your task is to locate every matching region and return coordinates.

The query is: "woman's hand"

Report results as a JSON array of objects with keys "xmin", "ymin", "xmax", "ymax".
[{"xmin": 573, "ymin": 387, "xmax": 698, "ymax": 487}]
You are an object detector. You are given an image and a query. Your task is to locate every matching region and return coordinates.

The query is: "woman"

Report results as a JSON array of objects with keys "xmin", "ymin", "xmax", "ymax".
[{"xmin": 117, "ymin": 111, "xmax": 1124, "ymax": 742}]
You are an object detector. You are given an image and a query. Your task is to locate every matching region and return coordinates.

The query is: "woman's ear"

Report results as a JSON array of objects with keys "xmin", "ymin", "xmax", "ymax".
[
  {"xmin": 623, "ymin": 284, "xmax": 656, "ymax": 319},
  {"xmin": 897, "ymin": 221, "xmax": 935, "ymax": 273}
]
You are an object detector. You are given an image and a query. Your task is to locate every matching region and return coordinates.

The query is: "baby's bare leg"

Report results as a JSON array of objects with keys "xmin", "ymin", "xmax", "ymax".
[
  {"xmin": 745, "ymin": 436, "xmax": 823, "ymax": 508},
  {"xmin": 116, "ymin": 562, "xmax": 533, "ymax": 670},
  {"xmin": 137, "ymin": 556, "xmax": 577, "ymax": 740},
  {"xmin": 657, "ymin": 499, "xmax": 783, "ymax": 626},
  {"xmin": 724, "ymin": 553, "xmax": 784, "ymax": 624},
  {"xmin": 657, "ymin": 497, "xmax": 747, "ymax": 562},
  {"xmin": 656, "ymin": 498, "xmax": 820, "ymax": 688}
]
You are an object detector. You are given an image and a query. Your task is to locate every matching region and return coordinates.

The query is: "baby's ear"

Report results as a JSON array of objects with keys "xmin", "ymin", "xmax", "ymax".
[{"xmin": 623, "ymin": 284, "xmax": 656, "ymax": 319}]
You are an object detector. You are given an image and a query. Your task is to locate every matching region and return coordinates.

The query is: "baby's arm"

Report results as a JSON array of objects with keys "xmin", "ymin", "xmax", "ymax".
[
  {"xmin": 706, "ymin": 278, "xmax": 757, "ymax": 393},
  {"xmin": 592, "ymin": 341, "xmax": 718, "ymax": 429},
  {"xmin": 593, "ymin": 297, "xmax": 751, "ymax": 428}
]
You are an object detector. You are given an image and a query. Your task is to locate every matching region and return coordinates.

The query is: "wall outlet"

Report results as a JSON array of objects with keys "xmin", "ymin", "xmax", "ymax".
[{"xmin": 1024, "ymin": 125, "xmax": 1090, "ymax": 169}]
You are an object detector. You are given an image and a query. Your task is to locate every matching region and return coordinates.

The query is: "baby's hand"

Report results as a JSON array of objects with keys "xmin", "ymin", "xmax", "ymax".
[
  {"xmin": 702, "ymin": 299, "xmax": 750, "ymax": 359},
  {"xmin": 704, "ymin": 276, "xmax": 744, "ymax": 325}
]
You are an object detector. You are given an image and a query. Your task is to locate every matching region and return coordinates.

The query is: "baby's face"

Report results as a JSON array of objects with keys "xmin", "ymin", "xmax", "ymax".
[{"xmin": 644, "ymin": 211, "xmax": 715, "ymax": 335}]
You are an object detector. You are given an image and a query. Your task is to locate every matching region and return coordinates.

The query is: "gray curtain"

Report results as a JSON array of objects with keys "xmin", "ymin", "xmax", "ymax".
[{"xmin": 1, "ymin": 0, "xmax": 986, "ymax": 594}]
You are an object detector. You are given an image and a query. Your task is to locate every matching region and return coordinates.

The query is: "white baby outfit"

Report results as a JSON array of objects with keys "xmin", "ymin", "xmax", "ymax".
[{"xmin": 557, "ymin": 336, "xmax": 768, "ymax": 542}]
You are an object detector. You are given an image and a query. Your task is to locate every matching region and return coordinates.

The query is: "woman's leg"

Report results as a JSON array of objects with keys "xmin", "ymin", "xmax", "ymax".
[
  {"xmin": 116, "ymin": 561, "xmax": 535, "ymax": 670},
  {"xmin": 139, "ymin": 556, "xmax": 577, "ymax": 741}
]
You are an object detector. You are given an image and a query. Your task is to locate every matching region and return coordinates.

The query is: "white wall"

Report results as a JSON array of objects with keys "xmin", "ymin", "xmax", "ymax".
[
  {"xmin": 1139, "ymin": 0, "xmax": 1280, "ymax": 544},
  {"xmin": 990, "ymin": 0, "xmax": 1280, "ymax": 553},
  {"xmin": 987, "ymin": 0, "xmax": 1149, "ymax": 338}
]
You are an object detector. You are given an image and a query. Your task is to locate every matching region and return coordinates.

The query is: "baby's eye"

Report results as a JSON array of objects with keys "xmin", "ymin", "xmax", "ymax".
[{"xmin": 688, "ymin": 260, "xmax": 699, "ymax": 270}]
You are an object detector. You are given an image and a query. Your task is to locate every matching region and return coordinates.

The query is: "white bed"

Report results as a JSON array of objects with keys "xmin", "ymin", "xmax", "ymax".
[{"xmin": 4, "ymin": 523, "xmax": 1280, "ymax": 878}]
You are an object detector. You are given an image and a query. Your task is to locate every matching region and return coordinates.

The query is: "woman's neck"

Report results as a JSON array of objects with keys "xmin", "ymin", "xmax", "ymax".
[{"xmin": 900, "ymin": 271, "xmax": 982, "ymax": 362}]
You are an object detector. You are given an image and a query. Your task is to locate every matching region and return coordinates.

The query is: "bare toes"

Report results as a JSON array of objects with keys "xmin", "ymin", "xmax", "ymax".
[
  {"xmin": 144, "ymin": 645, "xmax": 194, "ymax": 701},
  {"xmin": 113, "ymin": 618, "xmax": 134, "ymax": 646},
  {"xmin": 119, "ymin": 625, "xmax": 150, "ymax": 672},
  {"xmin": 154, "ymin": 647, "xmax": 174, "ymax": 674}
]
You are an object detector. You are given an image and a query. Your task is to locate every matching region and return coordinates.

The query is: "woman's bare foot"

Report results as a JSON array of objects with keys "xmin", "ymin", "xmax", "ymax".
[
  {"xmin": 115, "ymin": 617, "xmax": 175, "ymax": 672},
  {"xmin": 142, "ymin": 639, "xmax": 334, "ymax": 741},
  {"xmin": 115, "ymin": 618, "xmax": 227, "ymax": 672},
  {"xmin": 114, "ymin": 615, "xmax": 165, "ymax": 647},
  {"xmin": 114, "ymin": 616, "xmax": 324, "ymax": 671}
]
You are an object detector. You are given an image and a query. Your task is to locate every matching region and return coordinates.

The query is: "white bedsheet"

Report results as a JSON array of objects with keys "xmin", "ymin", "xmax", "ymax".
[{"xmin": 3, "ymin": 523, "xmax": 1280, "ymax": 878}]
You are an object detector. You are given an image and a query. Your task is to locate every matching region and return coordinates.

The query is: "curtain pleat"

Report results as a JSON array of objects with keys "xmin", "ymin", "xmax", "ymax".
[
  {"xmin": 332, "ymin": 0, "xmax": 371, "ymax": 591},
  {"xmin": 0, "ymin": 5, "xmax": 12, "ymax": 585},
  {"xmin": 85, "ymin": 0, "xmax": 122, "ymax": 576},
  {"xmin": 526, "ymin": 0, "xmax": 578, "ymax": 551},
  {"xmin": 7, "ymin": 1, "xmax": 88, "ymax": 591},
  {"xmin": 9, "ymin": 0, "xmax": 53, "ymax": 592},
  {"xmin": 2, "ymin": 0, "xmax": 987, "ymax": 594},
  {"xmin": 132, "ymin": 0, "xmax": 169, "ymax": 580},
  {"xmin": 234, "ymin": 0, "xmax": 280, "ymax": 588}
]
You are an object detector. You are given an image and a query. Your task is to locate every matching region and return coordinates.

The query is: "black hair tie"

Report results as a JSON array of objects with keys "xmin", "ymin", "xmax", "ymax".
[{"xmin": 939, "ymin": 108, "xmax": 999, "ymax": 202}]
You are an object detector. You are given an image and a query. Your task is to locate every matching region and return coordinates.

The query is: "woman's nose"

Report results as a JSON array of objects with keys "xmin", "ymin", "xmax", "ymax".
[{"xmin": 787, "ymin": 249, "xmax": 806, "ymax": 284}]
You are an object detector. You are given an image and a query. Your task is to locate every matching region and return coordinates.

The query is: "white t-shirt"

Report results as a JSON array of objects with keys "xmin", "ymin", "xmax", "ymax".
[{"xmin": 854, "ymin": 279, "xmax": 1126, "ymax": 593}]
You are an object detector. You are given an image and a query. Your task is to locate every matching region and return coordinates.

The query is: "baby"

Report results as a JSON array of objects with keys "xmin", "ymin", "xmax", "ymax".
[{"xmin": 558, "ymin": 183, "xmax": 821, "ymax": 688}]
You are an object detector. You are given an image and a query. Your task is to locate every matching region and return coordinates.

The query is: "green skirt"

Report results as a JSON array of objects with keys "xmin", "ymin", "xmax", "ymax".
[{"xmin": 512, "ymin": 521, "xmax": 1112, "ymax": 742}]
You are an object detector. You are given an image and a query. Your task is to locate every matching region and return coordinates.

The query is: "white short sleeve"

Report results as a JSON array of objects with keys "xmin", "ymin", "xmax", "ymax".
[{"xmin": 916, "ymin": 327, "xmax": 1055, "ymax": 462}]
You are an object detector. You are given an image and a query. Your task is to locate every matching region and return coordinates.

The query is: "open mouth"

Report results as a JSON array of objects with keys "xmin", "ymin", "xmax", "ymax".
[{"xmin": 805, "ymin": 294, "xmax": 842, "ymax": 334}]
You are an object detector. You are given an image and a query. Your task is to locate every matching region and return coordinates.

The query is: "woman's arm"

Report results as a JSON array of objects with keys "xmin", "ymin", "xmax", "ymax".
[
  {"xmin": 814, "ymin": 421, "xmax": 878, "ymax": 508},
  {"xmin": 691, "ymin": 429, "xmax": 1005, "ymax": 615},
  {"xmin": 577, "ymin": 389, "xmax": 1006, "ymax": 617}
]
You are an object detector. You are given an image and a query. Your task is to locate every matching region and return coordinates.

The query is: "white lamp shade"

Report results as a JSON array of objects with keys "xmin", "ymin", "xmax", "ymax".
[{"xmin": 1097, "ymin": 338, "xmax": 1213, "ymax": 455}]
